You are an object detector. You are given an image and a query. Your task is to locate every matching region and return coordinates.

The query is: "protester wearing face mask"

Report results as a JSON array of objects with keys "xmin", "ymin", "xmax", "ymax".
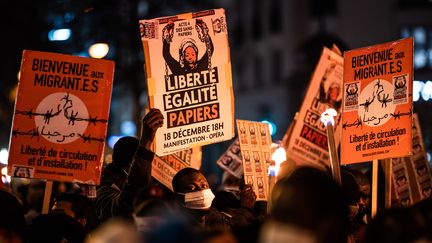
[
  {"xmin": 341, "ymin": 169, "xmax": 371, "ymax": 243},
  {"xmin": 172, "ymin": 167, "xmax": 258, "ymax": 230},
  {"xmin": 172, "ymin": 168, "xmax": 220, "ymax": 228},
  {"xmin": 96, "ymin": 109, "xmax": 163, "ymax": 222}
]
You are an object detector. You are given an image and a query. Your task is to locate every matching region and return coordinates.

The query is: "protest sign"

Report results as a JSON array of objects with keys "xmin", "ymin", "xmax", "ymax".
[
  {"xmin": 236, "ymin": 120, "xmax": 272, "ymax": 201},
  {"xmin": 391, "ymin": 157, "xmax": 414, "ymax": 207},
  {"xmin": 341, "ymin": 38, "xmax": 413, "ymax": 164},
  {"xmin": 7, "ymin": 50, "xmax": 114, "ymax": 185},
  {"xmin": 140, "ymin": 9, "xmax": 234, "ymax": 155},
  {"xmin": 409, "ymin": 114, "xmax": 432, "ymax": 200},
  {"xmin": 390, "ymin": 114, "xmax": 432, "ymax": 206},
  {"xmin": 216, "ymin": 139, "xmax": 243, "ymax": 179},
  {"xmin": 151, "ymin": 147, "xmax": 202, "ymax": 190},
  {"xmin": 286, "ymin": 47, "xmax": 343, "ymax": 170}
]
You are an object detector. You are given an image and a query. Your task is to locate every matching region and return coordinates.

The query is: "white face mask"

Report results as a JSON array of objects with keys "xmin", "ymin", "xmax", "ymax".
[{"xmin": 178, "ymin": 189, "xmax": 215, "ymax": 210}]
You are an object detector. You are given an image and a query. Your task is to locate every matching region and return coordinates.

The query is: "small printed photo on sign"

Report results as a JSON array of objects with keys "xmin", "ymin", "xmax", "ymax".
[
  {"xmin": 12, "ymin": 165, "xmax": 34, "ymax": 178},
  {"xmin": 420, "ymin": 181, "xmax": 431, "ymax": 198},
  {"xmin": 259, "ymin": 124, "xmax": 269, "ymax": 146},
  {"xmin": 344, "ymin": 82, "xmax": 360, "ymax": 111},
  {"xmin": 252, "ymin": 151, "xmax": 262, "ymax": 173},
  {"xmin": 238, "ymin": 121, "xmax": 249, "ymax": 145},
  {"xmin": 211, "ymin": 16, "xmax": 227, "ymax": 34},
  {"xmin": 216, "ymin": 139, "xmax": 243, "ymax": 178},
  {"xmin": 140, "ymin": 21, "xmax": 158, "ymax": 39},
  {"xmin": 243, "ymin": 150, "xmax": 252, "ymax": 173},
  {"xmin": 392, "ymin": 73, "xmax": 409, "ymax": 104},
  {"xmin": 256, "ymin": 176, "xmax": 266, "ymax": 199},
  {"xmin": 249, "ymin": 124, "xmax": 258, "ymax": 145},
  {"xmin": 245, "ymin": 175, "xmax": 254, "ymax": 186}
]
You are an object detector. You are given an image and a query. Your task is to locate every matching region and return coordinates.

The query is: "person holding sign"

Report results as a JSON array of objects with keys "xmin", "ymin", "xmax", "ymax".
[
  {"xmin": 96, "ymin": 109, "xmax": 163, "ymax": 222},
  {"xmin": 172, "ymin": 167, "xmax": 257, "ymax": 229}
]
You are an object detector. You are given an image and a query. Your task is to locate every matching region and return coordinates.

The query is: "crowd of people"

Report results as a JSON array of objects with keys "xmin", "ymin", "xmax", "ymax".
[{"xmin": 1, "ymin": 109, "xmax": 432, "ymax": 243}]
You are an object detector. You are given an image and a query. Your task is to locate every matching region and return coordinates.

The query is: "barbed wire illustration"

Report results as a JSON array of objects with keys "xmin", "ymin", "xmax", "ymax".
[
  {"xmin": 342, "ymin": 118, "xmax": 363, "ymax": 130},
  {"xmin": 64, "ymin": 109, "xmax": 107, "ymax": 126},
  {"xmin": 13, "ymin": 92, "xmax": 107, "ymax": 143},
  {"xmin": 15, "ymin": 92, "xmax": 107, "ymax": 126},
  {"xmin": 359, "ymin": 95, "xmax": 375, "ymax": 112},
  {"xmin": 12, "ymin": 127, "xmax": 105, "ymax": 144},
  {"xmin": 359, "ymin": 79, "xmax": 394, "ymax": 112},
  {"xmin": 61, "ymin": 93, "xmax": 73, "ymax": 110},
  {"xmin": 78, "ymin": 133, "xmax": 105, "ymax": 143},
  {"xmin": 343, "ymin": 109, "xmax": 412, "ymax": 130},
  {"xmin": 375, "ymin": 79, "xmax": 392, "ymax": 108},
  {"xmin": 377, "ymin": 92, "xmax": 392, "ymax": 108},
  {"xmin": 390, "ymin": 109, "xmax": 412, "ymax": 120},
  {"xmin": 61, "ymin": 93, "xmax": 107, "ymax": 126},
  {"xmin": 15, "ymin": 104, "xmax": 62, "ymax": 125},
  {"xmin": 12, "ymin": 127, "xmax": 40, "ymax": 141}
]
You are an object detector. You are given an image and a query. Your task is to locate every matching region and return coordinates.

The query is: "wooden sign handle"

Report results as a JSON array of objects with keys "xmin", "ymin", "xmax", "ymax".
[
  {"xmin": 42, "ymin": 180, "xmax": 53, "ymax": 214},
  {"xmin": 371, "ymin": 160, "xmax": 378, "ymax": 218}
]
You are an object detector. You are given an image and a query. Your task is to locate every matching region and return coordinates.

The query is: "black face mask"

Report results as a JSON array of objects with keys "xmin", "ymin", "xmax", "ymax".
[
  {"xmin": 357, "ymin": 204, "xmax": 368, "ymax": 217},
  {"xmin": 351, "ymin": 205, "xmax": 369, "ymax": 226}
]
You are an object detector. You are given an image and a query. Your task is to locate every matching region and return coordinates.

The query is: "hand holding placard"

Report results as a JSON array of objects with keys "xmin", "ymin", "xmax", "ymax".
[{"xmin": 141, "ymin": 109, "xmax": 164, "ymax": 150}]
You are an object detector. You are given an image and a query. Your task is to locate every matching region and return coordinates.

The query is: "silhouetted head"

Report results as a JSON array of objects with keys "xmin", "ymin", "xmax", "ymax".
[
  {"xmin": 0, "ymin": 190, "xmax": 25, "ymax": 243},
  {"xmin": 365, "ymin": 206, "xmax": 429, "ymax": 243},
  {"xmin": 265, "ymin": 166, "xmax": 348, "ymax": 243},
  {"xmin": 27, "ymin": 214, "xmax": 86, "ymax": 243},
  {"xmin": 112, "ymin": 136, "xmax": 139, "ymax": 167},
  {"xmin": 52, "ymin": 192, "xmax": 97, "ymax": 232}
]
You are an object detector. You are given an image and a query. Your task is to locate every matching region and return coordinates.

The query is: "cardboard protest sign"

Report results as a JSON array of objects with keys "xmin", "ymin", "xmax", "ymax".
[
  {"xmin": 409, "ymin": 114, "xmax": 432, "ymax": 200},
  {"xmin": 236, "ymin": 120, "xmax": 272, "ymax": 201},
  {"xmin": 341, "ymin": 38, "xmax": 413, "ymax": 164},
  {"xmin": 151, "ymin": 147, "xmax": 202, "ymax": 190},
  {"xmin": 286, "ymin": 47, "xmax": 343, "ymax": 170},
  {"xmin": 216, "ymin": 139, "xmax": 243, "ymax": 179},
  {"xmin": 391, "ymin": 114, "xmax": 432, "ymax": 207},
  {"xmin": 7, "ymin": 50, "xmax": 114, "ymax": 185},
  {"xmin": 391, "ymin": 157, "xmax": 414, "ymax": 207},
  {"xmin": 140, "ymin": 9, "xmax": 234, "ymax": 155}
]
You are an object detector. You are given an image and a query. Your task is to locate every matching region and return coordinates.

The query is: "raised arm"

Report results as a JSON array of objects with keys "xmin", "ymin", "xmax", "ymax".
[
  {"xmin": 113, "ymin": 109, "xmax": 164, "ymax": 217},
  {"xmin": 196, "ymin": 19, "xmax": 214, "ymax": 68},
  {"xmin": 162, "ymin": 22, "xmax": 182, "ymax": 74},
  {"xmin": 122, "ymin": 109, "xmax": 164, "ymax": 201}
]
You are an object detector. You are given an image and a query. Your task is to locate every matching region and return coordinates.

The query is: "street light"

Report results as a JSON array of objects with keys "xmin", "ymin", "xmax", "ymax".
[{"xmin": 89, "ymin": 43, "xmax": 109, "ymax": 59}]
